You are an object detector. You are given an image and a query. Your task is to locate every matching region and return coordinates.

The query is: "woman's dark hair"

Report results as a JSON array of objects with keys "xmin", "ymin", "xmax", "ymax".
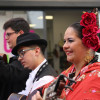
[
  {"xmin": 69, "ymin": 22, "xmax": 84, "ymax": 39},
  {"xmin": 3, "ymin": 18, "xmax": 30, "ymax": 33}
]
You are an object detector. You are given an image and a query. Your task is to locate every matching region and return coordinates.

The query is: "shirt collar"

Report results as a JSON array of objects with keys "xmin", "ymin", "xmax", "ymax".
[{"xmin": 29, "ymin": 59, "xmax": 47, "ymax": 78}]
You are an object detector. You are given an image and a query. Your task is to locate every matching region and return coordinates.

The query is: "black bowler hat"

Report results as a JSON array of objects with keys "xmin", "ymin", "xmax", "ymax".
[{"xmin": 12, "ymin": 32, "xmax": 47, "ymax": 55}]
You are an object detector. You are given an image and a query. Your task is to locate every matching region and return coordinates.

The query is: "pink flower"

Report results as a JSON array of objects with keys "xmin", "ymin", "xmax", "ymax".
[{"xmin": 91, "ymin": 89, "xmax": 96, "ymax": 93}]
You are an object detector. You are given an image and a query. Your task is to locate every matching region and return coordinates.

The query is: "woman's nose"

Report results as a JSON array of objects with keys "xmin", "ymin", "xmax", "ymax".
[{"xmin": 63, "ymin": 42, "xmax": 69, "ymax": 49}]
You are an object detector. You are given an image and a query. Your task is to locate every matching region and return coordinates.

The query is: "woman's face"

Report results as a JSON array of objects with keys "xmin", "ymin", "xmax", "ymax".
[{"xmin": 63, "ymin": 27, "xmax": 89, "ymax": 64}]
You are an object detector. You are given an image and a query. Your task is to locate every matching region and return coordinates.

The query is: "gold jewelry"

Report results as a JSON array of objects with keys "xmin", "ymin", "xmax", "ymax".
[{"xmin": 84, "ymin": 50, "xmax": 93, "ymax": 63}]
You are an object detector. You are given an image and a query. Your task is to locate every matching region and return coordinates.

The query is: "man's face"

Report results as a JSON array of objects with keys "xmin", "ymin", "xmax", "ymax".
[
  {"xmin": 18, "ymin": 46, "xmax": 37, "ymax": 70},
  {"xmin": 5, "ymin": 27, "xmax": 20, "ymax": 49}
]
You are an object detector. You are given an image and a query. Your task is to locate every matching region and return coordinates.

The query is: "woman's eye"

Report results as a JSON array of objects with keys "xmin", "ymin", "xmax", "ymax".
[
  {"xmin": 64, "ymin": 39, "xmax": 74, "ymax": 43},
  {"xmin": 64, "ymin": 40, "xmax": 66, "ymax": 43},
  {"xmin": 68, "ymin": 39, "xmax": 74, "ymax": 43}
]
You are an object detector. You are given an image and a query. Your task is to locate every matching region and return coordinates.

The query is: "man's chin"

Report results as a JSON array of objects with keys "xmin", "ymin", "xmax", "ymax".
[
  {"xmin": 24, "ymin": 66, "xmax": 29, "ymax": 69},
  {"xmin": 24, "ymin": 67, "xmax": 32, "ymax": 71},
  {"xmin": 9, "ymin": 46, "xmax": 13, "ymax": 49}
]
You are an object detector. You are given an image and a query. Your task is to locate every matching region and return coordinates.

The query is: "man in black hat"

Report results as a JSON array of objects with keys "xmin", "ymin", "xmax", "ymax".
[{"xmin": 12, "ymin": 32, "xmax": 57, "ymax": 97}]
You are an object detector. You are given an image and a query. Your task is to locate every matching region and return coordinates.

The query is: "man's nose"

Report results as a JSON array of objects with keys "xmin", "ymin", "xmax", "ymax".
[{"xmin": 18, "ymin": 56, "xmax": 22, "ymax": 61}]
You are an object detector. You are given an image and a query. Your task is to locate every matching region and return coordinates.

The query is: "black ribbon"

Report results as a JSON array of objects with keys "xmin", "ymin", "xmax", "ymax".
[{"xmin": 33, "ymin": 61, "xmax": 48, "ymax": 83}]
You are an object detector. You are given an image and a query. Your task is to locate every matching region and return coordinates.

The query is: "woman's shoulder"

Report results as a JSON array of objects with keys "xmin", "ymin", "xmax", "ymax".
[{"xmin": 61, "ymin": 65, "xmax": 74, "ymax": 75}]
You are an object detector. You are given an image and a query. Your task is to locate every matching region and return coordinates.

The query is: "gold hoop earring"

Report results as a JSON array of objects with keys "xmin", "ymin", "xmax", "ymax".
[{"xmin": 84, "ymin": 50, "xmax": 93, "ymax": 63}]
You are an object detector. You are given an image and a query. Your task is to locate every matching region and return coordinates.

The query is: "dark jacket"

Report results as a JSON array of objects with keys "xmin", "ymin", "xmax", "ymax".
[
  {"xmin": 0, "ymin": 56, "xmax": 31, "ymax": 100},
  {"xmin": 27, "ymin": 64, "xmax": 58, "ymax": 100},
  {"xmin": 7, "ymin": 62, "xmax": 58, "ymax": 100}
]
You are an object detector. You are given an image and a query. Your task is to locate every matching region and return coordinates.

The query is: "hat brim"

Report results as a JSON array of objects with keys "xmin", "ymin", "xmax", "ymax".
[{"xmin": 12, "ymin": 39, "xmax": 47, "ymax": 56}]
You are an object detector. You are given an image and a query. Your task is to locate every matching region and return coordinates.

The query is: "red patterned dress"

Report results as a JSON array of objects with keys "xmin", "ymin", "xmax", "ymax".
[{"xmin": 42, "ymin": 62, "xmax": 100, "ymax": 100}]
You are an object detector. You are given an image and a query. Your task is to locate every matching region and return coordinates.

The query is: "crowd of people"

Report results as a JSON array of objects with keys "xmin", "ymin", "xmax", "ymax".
[
  {"xmin": 0, "ymin": 18, "xmax": 57, "ymax": 100},
  {"xmin": 0, "ymin": 9, "xmax": 100, "ymax": 100}
]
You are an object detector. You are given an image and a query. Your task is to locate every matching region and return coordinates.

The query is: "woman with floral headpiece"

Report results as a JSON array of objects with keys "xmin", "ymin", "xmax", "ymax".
[{"xmin": 32, "ymin": 11, "xmax": 100, "ymax": 100}]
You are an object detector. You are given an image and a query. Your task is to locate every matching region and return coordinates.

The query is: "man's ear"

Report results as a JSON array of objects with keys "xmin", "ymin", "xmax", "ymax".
[
  {"xmin": 35, "ymin": 47, "xmax": 40, "ymax": 56},
  {"xmin": 19, "ymin": 30, "xmax": 24, "ymax": 35}
]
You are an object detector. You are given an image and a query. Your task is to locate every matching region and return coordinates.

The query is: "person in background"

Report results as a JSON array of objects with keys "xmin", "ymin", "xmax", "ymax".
[
  {"xmin": 11, "ymin": 32, "xmax": 57, "ymax": 99},
  {"xmin": 32, "ymin": 11, "xmax": 100, "ymax": 100},
  {"xmin": 0, "ymin": 18, "xmax": 31, "ymax": 100}
]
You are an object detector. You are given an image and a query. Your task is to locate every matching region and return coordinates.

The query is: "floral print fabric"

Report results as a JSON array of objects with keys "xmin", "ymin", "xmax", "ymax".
[{"xmin": 61, "ymin": 62, "xmax": 100, "ymax": 100}]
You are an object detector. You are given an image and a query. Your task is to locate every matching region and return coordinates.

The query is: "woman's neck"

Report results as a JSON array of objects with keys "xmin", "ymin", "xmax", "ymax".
[
  {"xmin": 74, "ymin": 52, "xmax": 95, "ymax": 76},
  {"xmin": 74, "ymin": 61, "xmax": 86, "ymax": 76}
]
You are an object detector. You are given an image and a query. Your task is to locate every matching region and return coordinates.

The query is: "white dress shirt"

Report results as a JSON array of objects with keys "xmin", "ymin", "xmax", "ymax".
[{"xmin": 18, "ymin": 59, "xmax": 54, "ymax": 96}]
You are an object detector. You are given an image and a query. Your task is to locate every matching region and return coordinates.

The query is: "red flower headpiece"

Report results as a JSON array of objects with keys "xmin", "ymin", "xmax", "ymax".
[{"xmin": 80, "ymin": 12, "xmax": 100, "ymax": 51}]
